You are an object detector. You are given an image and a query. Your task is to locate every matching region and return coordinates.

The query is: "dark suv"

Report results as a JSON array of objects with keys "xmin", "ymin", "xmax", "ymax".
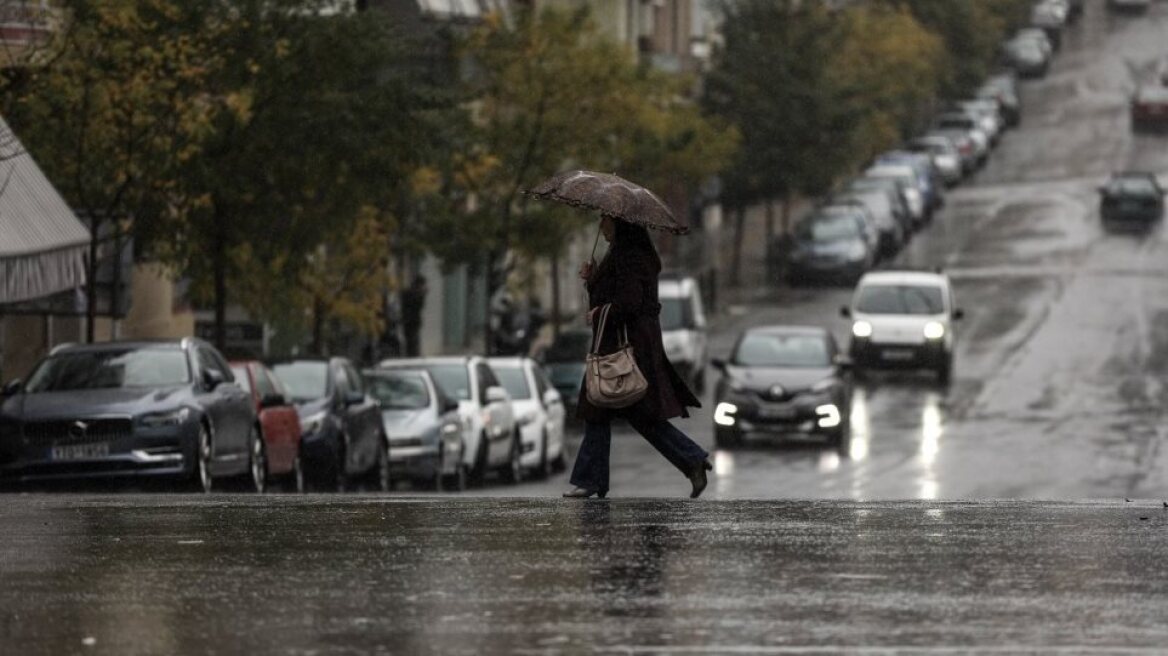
[
  {"xmin": 0, "ymin": 339, "xmax": 258, "ymax": 492},
  {"xmin": 269, "ymin": 358, "xmax": 388, "ymax": 491}
]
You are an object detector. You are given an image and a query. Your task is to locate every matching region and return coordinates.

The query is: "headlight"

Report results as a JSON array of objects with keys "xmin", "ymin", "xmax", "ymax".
[
  {"xmin": 441, "ymin": 423, "xmax": 461, "ymax": 435},
  {"xmin": 301, "ymin": 410, "xmax": 328, "ymax": 436},
  {"xmin": 139, "ymin": 407, "xmax": 191, "ymax": 428},
  {"xmin": 853, "ymin": 321, "xmax": 873, "ymax": 338},
  {"xmin": 816, "ymin": 404, "xmax": 842, "ymax": 429},
  {"xmin": 924, "ymin": 321, "xmax": 946, "ymax": 340},
  {"xmin": 714, "ymin": 402, "xmax": 738, "ymax": 427},
  {"xmin": 847, "ymin": 242, "xmax": 867, "ymax": 261},
  {"xmin": 728, "ymin": 378, "xmax": 746, "ymax": 392}
]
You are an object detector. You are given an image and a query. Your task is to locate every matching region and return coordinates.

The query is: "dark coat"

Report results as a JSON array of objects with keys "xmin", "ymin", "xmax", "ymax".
[{"xmin": 576, "ymin": 241, "xmax": 701, "ymax": 423}]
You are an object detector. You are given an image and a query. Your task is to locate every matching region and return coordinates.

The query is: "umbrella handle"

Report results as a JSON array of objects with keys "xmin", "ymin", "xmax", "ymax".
[{"xmin": 589, "ymin": 223, "xmax": 602, "ymax": 263}]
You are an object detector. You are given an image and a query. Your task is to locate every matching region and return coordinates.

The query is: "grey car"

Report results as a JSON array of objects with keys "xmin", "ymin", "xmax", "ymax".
[
  {"xmin": 364, "ymin": 368, "xmax": 466, "ymax": 491},
  {"xmin": 0, "ymin": 338, "xmax": 258, "ymax": 492}
]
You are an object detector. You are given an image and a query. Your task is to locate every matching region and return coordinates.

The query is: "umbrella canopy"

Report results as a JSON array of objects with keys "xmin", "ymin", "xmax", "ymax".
[{"xmin": 525, "ymin": 170, "xmax": 689, "ymax": 235}]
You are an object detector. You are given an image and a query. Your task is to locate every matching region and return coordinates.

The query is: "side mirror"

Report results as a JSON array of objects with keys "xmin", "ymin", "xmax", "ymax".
[
  {"xmin": 710, "ymin": 358, "xmax": 727, "ymax": 372},
  {"xmin": 953, "ymin": 308, "xmax": 966, "ymax": 321},
  {"xmin": 443, "ymin": 399, "xmax": 461, "ymax": 415},
  {"xmin": 542, "ymin": 389, "xmax": 560, "ymax": 407},
  {"xmin": 840, "ymin": 306, "xmax": 852, "ymax": 318},
  {"xmin": 343, "ymin": 391, "xmax": 365, "ymax": 407},
  {"xmin": 259, "ymin": 393, "xmax": 287, "ymax": 409},
  {"xmin": 203, "ymin": 369, "xmax": 225, "ymax": 391},
  {"xmin": 485, "ymin": 386, "xmax": 509, "ymax": 404},
  {"xmin": 1, "ymin": 379, "xmax": 22, "ymax": 397}
]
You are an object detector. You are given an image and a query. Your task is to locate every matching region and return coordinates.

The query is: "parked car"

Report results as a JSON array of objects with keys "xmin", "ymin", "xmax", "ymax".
[
  {"xmin": 844, "ymin": 175, "xmax": 915, "ymax": 233},
  {"xmin": 711, "ymin": 326, "xmax": 852, "ymax": 450},
  {"xmin": 926, "ymin": 128, "xmax": 980, "ymax": 175},
  {"xmin": 538, "ymin": 329, "xmax": 591, "ymax": 420},
  {"xmin": 378, "ymin": 356, "xmax": 520, "ymax": 485},
  {"xmin": 1131, "ymin": 84, "xmax": 1168, "ymax": 131},
  {"xmin": 977, "ymin": 76, "xmax": 1021, "ymax": 127},
  {"xmin": 269, "ymin": 357, "xmax": 389, "ymax": 492},
  {"xmin": 864, "ymin": 164, "xmax": 929, "ymax": 226},
  {"xmin": 659, "ymin": 273, "xmax": 709, "ymax": 393},
  {"xmin": 0, "ymin": 339, "xmax": 257, "ymax": 492},
  {"xmin": 1098, "ymin": 172, "xmax": 1165, "ymax": 226},
  {"xmin": 875, "ymin": 151, "xmax": 945, "ymax": 211},
  {"xmin": 950, "ymin": 100, "xmax": 1004, "ymax": 145},
  {"xmin": 907, "ymin": 136, "xmax": 964, "ymax": 186},
  {"xmin": 1031, "ymin": 1, "xmax": 1067, "ymax": 44},
  {"xmin": 830, "ymin": 192, "xmax": 903, "ymax": 259},
  {"xmin": 933, "ymin": 113, "xmax": 990, "ymax": 167},
  {"xmin": 785, "ymin": 204, "xmax": 878, "ymax": 285},
  {"xmin": 1157, "ymin": 55, "xmax": 1168, "ymax": 86},
  {"xmin": 230, "ymin": 360, "xmax": 304, "ymax": 492},
  {"xmin": 489, "ymin": 357, "xmax": 566, "ymax": 478},
  {"xmin": 1002, "ymin": 38, "xmax": 1050, "ymax": 79},
  {"xmin": 363, "ymin": 368, "xmax": 466, "ymax": 490},
  {"xmin": 1014, "ymin": 27, "xmax": 1055, "ymax": 56},
  {"xmin": 841, "ymin": 270, "xmax": 964, "ymax": 385}
]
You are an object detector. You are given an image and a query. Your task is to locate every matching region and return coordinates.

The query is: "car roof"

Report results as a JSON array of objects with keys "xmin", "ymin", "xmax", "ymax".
[
  {"xmin": 486, "ymin": 357, "xmax": 529, "ymax": 368},
  {"xmin": 52, "ymin": 339, "xmax": 188, "ymax": 354},
  {"xmin": 379, "ymin": 356, "xmax": 476, "ymax": 368},
  {"xmin": 858, "ymin": 270, "xmax": 949, "ymax": 286}
]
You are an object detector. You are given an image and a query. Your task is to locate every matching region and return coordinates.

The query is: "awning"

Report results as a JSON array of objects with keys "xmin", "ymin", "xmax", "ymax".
[{"xmin": 0, "ymin": 115, "xmax": 89, "ymax": 304}]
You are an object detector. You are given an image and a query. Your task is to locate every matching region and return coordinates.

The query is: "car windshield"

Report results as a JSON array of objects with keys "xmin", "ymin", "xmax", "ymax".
[
  {"xmin": 494, "ymin": 367, "xmax": 531, "ymax": 400},
  {"xmin": 734, "ymin": 334, "xmax": 831, "ymax": 368},
  {"xmin": 660, "ymin": 296, "xmax": 690, "ymax": 331},
  {"xmin": 1109, "ymin": 177, "xmax": 1159, "ymax": 196},
  {"xmin": 797, "ymin": 213, "xmax": 860, "ymax": 242},
  {"xmin": 420, "ymin": 364, "xmax": 472, "ymax": 401},
  {"xmin": 856, "ymin": 284, "xmax": 945, "ymax": 315},
  {"xmin": 270, "ymin": 361, "xmax": 328, "ymax": 402},
  {"xmin": 367, "ymin": 373, "xmax": 430, "ymax": 410},
  {"xmin": 24, "ymin": 348, "xmax": 191, "ymax": 392}
]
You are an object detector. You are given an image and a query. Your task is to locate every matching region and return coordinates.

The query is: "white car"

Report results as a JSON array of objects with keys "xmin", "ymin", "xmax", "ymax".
[
  {"xmin": 864, "ymin": 164, "xmax": 927, "ymax": 226},
  {"xmin": 378, "ymin": 356, "xmax": 520, "ymax": 485},
  {"xmin": 659, "ymin": 274, "xmax": 709, "ymax": 393},
  {"xmin": 488, "ymin": 357, "xmax": 567, "ymax": 478},
  {"xmin": 841, "ymin": 270, "xmax": 965, "ymax": 385}
]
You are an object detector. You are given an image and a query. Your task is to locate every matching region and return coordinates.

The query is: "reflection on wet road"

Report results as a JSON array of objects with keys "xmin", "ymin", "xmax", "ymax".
[{"xmin": 490, "ymin": 1, "xmax": 1168, "ymax": 501}]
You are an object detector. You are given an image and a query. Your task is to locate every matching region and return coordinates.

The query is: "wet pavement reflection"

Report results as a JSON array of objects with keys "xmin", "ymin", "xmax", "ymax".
[{"xmin": 3, "ymin": 495, "xmax": 1168, "ymax": 654}]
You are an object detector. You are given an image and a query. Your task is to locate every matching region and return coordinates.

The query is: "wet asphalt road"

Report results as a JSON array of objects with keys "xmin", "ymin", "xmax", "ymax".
[
  {"xmin": 488, "ymin": 2, "xmax": 1168, "ymax": 502},
  {"xmin": 4, "ymin": 496, "xmax": 1168, "ymax": 655}
]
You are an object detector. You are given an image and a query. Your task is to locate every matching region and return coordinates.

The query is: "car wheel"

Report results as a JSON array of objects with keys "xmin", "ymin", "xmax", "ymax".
[
  {"xmin": 329, "ymin": 434, "xmax": 350, "ymax": 493},
  {"xmin": 501, "ymin": 432, "xmax": 523, "ymax": 485},
  {"xmin": 248, "ymin": 424, "xmax": 268, "ymax": 494},
  {"xmin": 937, "ymin": 357, "xmax": 953, "ymax": 387},
  {"xmin": 442, "ymin": 448, "xmax": 468, "ymax": 492},
  {"xmin": 187, "ymin": 423, "xmax": 214, "ymax": 493}
]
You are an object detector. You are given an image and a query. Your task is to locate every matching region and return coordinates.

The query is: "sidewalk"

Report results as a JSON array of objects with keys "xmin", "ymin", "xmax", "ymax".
[{"xmin": 2, "ymin": 496, "xmax": 1167, "ymax": 654}]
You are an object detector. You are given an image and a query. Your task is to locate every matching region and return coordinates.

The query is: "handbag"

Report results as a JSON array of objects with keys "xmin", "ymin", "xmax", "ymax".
[{"xmin": 585, "ymin": 303, "xmax": 649, "ymax": 409}]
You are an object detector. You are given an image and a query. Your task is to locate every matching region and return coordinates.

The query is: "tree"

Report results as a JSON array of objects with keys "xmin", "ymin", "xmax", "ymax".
[
  {"xmin": 703, "ymin": 0, "xmax": 856, "ymax": 283},
  {"xmin": 0, "ymin": 0, "xmax": 220, "ymax": 341},
  {"xmin": 418, "ymin": 6, "xmax": 735, "ymax": 347}
]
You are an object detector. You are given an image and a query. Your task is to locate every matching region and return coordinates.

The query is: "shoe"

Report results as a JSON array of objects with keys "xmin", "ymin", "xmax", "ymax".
[
  {"xmin": 563, "ymin": 487, "xmax": 607, "ymax": 499},
  {"xmin": 688, "ymin": 459, "xmax": 713, "ymax": 499}
]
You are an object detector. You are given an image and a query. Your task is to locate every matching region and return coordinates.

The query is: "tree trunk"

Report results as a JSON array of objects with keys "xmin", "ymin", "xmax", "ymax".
[
  {"xmin": 550, "ymin": 250, "xmax": 561, "ymax": 340},
  {"xmin": 484, "ymin": 249, "xmax": 500, "ymax": 355},
  {"xmin": 729, "ymin": 206, "xmax": 746, "ymax": 287},
  {"xmin": 764, "ymin": 200, "xmax": 776, "ymax": 283},
  {"xmin": 781, "ymin": 193, "xmax": 793, "ymax": 235},
  {"xmin": 311, "ymin": 296, "xmax": 324, "ymax": 356},
  {"xmin": 85, "ymin": 216, "xmax": 100, "ymax": 343},
  {"xmin": 212, "ymin": 212, "xmax": 228, "ymax": 351}
]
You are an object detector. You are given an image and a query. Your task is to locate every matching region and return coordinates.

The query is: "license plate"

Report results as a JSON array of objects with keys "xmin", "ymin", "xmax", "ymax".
[
  {"xmin": 50, "ymin": 443, "xmax": 109, "ymax": 461},
  {"xmin": 758, "ymin": 405, "xmax": 797, "ymax": 420},
  {"xmin": 882, "ymin": 349, "xmax": 915, "ymax": 361}
]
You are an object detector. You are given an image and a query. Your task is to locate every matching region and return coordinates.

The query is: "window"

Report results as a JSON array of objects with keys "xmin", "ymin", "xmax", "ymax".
[
  {"xmin": 494, "ymin": 367, "xmax": 532, "ymax": 400},
  {"xmin": 733, "ymin": 334, "xmax": 831, "ymax": 368},
  {"xmin": 197, "ymin": 347, "xmax": 233, "ymax": 383},
  {"xmin": 230, "ymin": 365, "xmax": 252, "ymax": 394},
  {"xmin": 271, "ymin": 361, "xmax": 329, "ymax": 402},
  {"xmin": 476, "ymin": 364, "xmax": 500, "ymax": 401},
  {"xmin": 856, "ymin": 284, "xmax": 945, "ymax": 315},
  {"xmin": 367, "ymin": 373, "xmax": 431, "ymax": 410},
  {"xmin": 253, "ymin": 366, "xmax": 278, "ymax": 399},
  {"xmin": 419, "ymin": 364, "xmax": 471, "ymax": 401},
  {"xmin": 25, "ymin": 348, "xmax": 192, "ymax": 392},
  {"xmin": 334, "ymin": 364, "xmax": 353, "ymax": 397},
  {"xmin": 534, "ymin": 367, "xmax": 551, "ymax": 400},
  {"xmin": 343, "ymin": 364, "xmax": 364, "ymax": 396}
]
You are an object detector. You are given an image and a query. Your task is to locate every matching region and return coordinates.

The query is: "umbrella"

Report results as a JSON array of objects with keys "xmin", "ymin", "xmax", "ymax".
[{"xmin": 524, "ymin": 170, "xmax": 690, "ymax": 235}]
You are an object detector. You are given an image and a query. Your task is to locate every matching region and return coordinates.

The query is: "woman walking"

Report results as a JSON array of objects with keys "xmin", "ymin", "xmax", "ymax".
[{"xmin": 564, "ymin": 216, "xmax": 713, "ymax": 499}]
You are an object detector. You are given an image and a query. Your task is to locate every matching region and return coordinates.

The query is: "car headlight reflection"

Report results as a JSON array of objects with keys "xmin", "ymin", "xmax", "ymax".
[
  {"xmin": 139, "ymin": 407, "xmax": 191, "ymax": 428},
  {"xmin": 924, "ymin": 321, "xmax": 946, "ymax": 340},
  {"xmin": 816, "ymin": 404, "xmax": 842, "ymax": 429},
  {"xmin": 714, "ymin": 402, "xmax": 738, "ymax": 427},
  {"xmin": 852, "ymin": 321, "xmax": 873, "ymax": 338}
]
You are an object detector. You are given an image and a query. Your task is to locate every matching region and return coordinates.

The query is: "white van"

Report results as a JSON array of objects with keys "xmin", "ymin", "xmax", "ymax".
[{"xmin": 659, "ymin": 274, "xmax": 709, "ymax": 393}]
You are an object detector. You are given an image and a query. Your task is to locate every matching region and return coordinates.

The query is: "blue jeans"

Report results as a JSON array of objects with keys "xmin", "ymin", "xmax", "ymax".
[{"xmin": 570, "ymin": 417, "xmax": 709, "ymax": 492}]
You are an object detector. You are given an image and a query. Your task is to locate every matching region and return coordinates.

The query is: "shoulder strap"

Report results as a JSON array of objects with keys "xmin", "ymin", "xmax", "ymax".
[{"xmin": 591, "ymin": 304, "xmax": 613, "ymax": 354}]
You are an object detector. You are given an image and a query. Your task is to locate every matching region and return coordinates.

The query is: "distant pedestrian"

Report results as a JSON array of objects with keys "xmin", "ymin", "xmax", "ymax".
[
  {"xmin": 565, "ymin": 216, "xmax": 711, "ymax": 499},
  {"xmin": 401, "ymin": 276, "xmax": 427, "ymax": 357}
]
